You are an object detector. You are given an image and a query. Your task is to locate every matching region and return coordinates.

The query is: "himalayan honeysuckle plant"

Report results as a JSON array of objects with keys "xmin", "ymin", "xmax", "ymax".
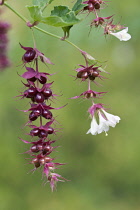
[{"xmin": 0, "ymin": 0, "xmax": 131, "ymax": 191}]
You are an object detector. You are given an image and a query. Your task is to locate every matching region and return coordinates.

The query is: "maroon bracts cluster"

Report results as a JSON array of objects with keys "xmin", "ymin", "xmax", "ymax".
[
  {"xmin": 83, "ymin": 0, "xmax": 105, "ymax": 12},
  {"xmin": 72, "ymin": 51, "xmax": 107, "ymax": 100},
  {"xmin": 18, "ymin": 44, "xmax": 66, "ymax": 191}
]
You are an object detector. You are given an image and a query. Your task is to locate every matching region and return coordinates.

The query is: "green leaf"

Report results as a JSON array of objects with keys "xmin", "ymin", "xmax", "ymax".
[
  {"xmin": 72, "ymin": 0, "xmax": 86, "ymax": 14},
  {"xmin": 26, "ymin": 5, "xmax": 43, "ymax": 21},
  {"xmin": 41, "ymin": 6, "xmax": 81, "ymax": 27},
  {"xmin": 51, "ymin": 6, "xmax": 70, "ymax": 17},
  {"xmin": 42, "ymin": 11, "xmax": 81, "ymax": 27}
]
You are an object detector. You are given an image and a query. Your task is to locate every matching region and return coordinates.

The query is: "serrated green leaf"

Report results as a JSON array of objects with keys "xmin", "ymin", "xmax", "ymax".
[
  {"xmin": 42, "ymin": 11, "xmax": 81, "ymax": 27},
  {"xmin": 72, "ymin": 0, "xmax": 86, "ymax": 14},
  {"xmin": 51, "ymin": 6, "xmax": 70, "ymax": 17},
  {"xmin": 26, "ymin": 5, "xmax": 43, "ymax": 21}
]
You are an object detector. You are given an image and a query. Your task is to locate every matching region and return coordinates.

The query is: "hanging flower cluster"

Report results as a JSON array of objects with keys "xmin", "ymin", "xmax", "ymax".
[
  {"xmin": 0, "ymin": 9, "xmax": 11, "ymax": 70},
  {"xmin": 0, "ymin": 0, "xmax": 132, "ymax": 190},
  {"xmin": 82, "ymin": 0, "xmax": 131, "ymax": 41},
  {"xmin": 18, "ymin": 44, "xmax": 67, "ymax": 191},
  {"xmin": 71, "ymin": 50, "xmax": 121, "ymax": 136}
]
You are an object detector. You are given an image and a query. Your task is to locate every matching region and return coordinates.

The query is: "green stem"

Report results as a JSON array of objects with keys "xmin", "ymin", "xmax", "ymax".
[
  {"xmin": 4, "ymin": 2, "xmax": 81, "ymax": 52},
  {"xmin": 4, "ymin": 2, "xmax": 27, "ymax": 22}
]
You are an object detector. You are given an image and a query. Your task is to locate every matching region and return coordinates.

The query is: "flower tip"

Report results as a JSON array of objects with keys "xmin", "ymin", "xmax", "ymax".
[{"xmin": 105, "ymin": 132, "xmax": 108, "ymax": 136}]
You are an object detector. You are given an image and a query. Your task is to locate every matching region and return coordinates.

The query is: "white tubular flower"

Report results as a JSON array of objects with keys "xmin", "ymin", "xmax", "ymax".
[
  {"xmin": 87, "ymin": 108, "xmax": 121, "ymax": 136},
  {"xmin": 86, "ymin": 116, "xmax": 99, "ymax": 135},
  {"xmin": 110, "ymin": 27, "xmax": 131, "ymax": 41}
]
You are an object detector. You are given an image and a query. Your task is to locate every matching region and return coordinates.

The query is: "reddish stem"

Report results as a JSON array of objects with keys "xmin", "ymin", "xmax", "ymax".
[
  {"xmin": 88, "ymin": 79, "xmax": 91, "ymax": 90},
  {"xmin": 40, "ymin": 116, "xmax": 42, "ymax": 127}
]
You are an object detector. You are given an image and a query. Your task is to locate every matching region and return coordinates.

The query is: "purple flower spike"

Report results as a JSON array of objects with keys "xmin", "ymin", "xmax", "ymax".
[
  {"xmin": 0, "ymin": 16, "xmax": 11, "ymax": 70},
  {"xmin": 18, "ymin": 41, "xmax": 66, "ymax": 190}
]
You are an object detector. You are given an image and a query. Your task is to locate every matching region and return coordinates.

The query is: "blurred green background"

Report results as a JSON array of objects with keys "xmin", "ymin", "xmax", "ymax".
[{"xmin": 0, "ymin": 0, "xmax": 139, "ymax": 210}]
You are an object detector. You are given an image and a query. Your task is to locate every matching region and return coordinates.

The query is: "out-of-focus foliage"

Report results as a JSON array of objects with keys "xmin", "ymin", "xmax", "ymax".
[{"xmin": 0, "ymin": 0, "xmax": 139, "ymax": 210}]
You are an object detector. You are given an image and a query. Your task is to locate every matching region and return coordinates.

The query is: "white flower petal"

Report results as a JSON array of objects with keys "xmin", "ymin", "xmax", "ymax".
[
  {"xmin": 102, "ymin": 110, "xmax": 121, "ymax": 126},
  {"xmin": 86, "ymin": 116, "xmax": 99, "ymax": 135},
  {"xmin": 98, "ymin": 110, "xmax": 121, "ymax": 135},
  {"xmin": 110, "ymin": 27, "xmax": 131, "ymax": 41},
  {"xmin": 98, "ymin": 113, "xmax": 110, "ymax": 134}
]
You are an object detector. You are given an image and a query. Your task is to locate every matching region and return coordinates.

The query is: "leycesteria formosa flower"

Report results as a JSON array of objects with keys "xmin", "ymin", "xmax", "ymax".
[
  {"xmin": 104, "ymin": 20, "xmax": 131, "ymax": 41},
  {"xmin": 86, "ymin": 103, "xmax": 120, "ymax": 135}
]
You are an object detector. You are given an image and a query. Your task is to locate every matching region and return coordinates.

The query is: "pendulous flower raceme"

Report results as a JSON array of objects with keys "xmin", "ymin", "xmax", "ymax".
[
  {"xmin": 71, "ymin": 50, "xmax": 121, "ymax": 136},
  {"xmin": 0, "ymin": 0, "xmax": 132, "ymax": 191},
  {"xmin": 18, "ymin": 44, "xmax": 67, "ymax": 191}
]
